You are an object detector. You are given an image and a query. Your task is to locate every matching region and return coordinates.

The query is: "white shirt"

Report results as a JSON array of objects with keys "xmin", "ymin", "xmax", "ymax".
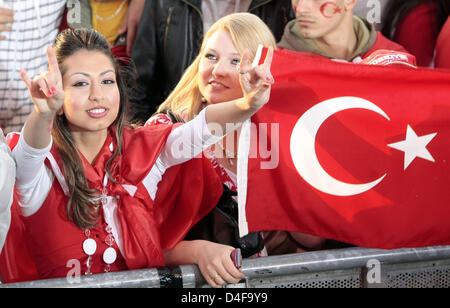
[{"xmin": 0, "ymin": 128, "xmax": 15, "ymax": 252}]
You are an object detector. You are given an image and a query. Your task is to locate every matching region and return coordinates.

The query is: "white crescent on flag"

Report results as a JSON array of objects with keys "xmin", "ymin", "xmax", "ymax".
[{"xmin": 289, "ymin": 96, "xmax": 389, "ymax": 196}]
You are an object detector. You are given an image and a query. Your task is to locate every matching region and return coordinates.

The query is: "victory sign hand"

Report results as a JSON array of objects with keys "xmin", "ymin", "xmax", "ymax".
[
  {"xmin": 20, "ymin": 45, "xmax": 65, "ymax": 118},
  {"xmin": 238, "ymin": 46, "xmax": 274, "ymax": 111}
]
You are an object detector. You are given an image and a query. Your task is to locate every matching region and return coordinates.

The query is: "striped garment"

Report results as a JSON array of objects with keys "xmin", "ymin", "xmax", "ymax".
[{"xmin": 0, "ymin": 0, "xmax": 66, "ymax": 134}]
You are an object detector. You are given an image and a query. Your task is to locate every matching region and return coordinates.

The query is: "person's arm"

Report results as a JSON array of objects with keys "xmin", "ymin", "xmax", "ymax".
[
  {"xmin": 117, "ymin": 0, "xmax": 146, "ymax": 55},
  {"xmin": 12, "ymin": 45, "xmax": 63, "ymax": 216},
  {"xmin": 12, "ymin": 131, "xmax": 54, "ymax": 217},
  {"xmin": 19, "ymin": 45, "xmax": 64, "ymax": 150},
  {"xmin": 0, "ymin": 129, "xmax": 14, "ymax": 250},
  {"xmin": 164, "ymin": 240, "xmax": 245, "ymax": 288}
]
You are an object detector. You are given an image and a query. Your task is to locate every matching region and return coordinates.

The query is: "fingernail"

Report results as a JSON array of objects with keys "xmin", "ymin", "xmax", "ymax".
[
  {"xmin": 51, "ymin": 87, "xmax": 56, "ymax": 93},
  {"xmin": 267, "ymin": 77, "xmax": 275, "ymax": 83},
  {"xmin": 47, "ymin": 91, "xmax": 53, "ymax": 96}
]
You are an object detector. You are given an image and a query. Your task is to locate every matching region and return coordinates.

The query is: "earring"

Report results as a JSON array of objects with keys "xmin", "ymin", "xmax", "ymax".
[{"xmin": 201, "ymin": 97, "xmax": 207, "ymax": 104}]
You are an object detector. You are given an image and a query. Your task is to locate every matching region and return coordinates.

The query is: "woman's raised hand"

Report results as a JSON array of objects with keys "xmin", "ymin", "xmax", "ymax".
[
  {"xmin": 20, "ymin": 45, "xmax": 64, "ymax": 118},
  {"xmin": 238, "ymin": 46, "xmax": 274, "ymax": 111}
]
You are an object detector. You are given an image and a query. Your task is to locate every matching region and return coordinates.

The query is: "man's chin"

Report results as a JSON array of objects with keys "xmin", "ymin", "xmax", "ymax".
[
  {"xmin": 299, "ymin": 31, "xmax": 315, "ymax": 39},
  {"xmin": 297, "ymin": 27, "xmax": 317, "ymax": 39}
]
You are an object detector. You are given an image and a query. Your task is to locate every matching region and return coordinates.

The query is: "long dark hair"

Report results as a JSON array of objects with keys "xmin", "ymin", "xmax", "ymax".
[
  {"xmin": 382, "ymin": 0, "xmax": 450, "ymax": 39},
  {"xmin": 52, "ymin": 29, "xmax": 129, "ymax": 229}
]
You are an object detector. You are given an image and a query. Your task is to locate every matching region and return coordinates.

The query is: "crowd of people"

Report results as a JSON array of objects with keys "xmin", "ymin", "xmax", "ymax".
[{"xmin": 0, "ymin": 0, "xmax": 449, "ymax": 287}]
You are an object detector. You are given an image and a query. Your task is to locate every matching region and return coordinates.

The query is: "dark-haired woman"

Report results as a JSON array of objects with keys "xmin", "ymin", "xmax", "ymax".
[
  {"xmin": 11, "ymin": 29, "xmax": 273, "ymax": 284},
  {"xmin": 382, "ymin": 0, "xmax": 450, "ymax": 67}
]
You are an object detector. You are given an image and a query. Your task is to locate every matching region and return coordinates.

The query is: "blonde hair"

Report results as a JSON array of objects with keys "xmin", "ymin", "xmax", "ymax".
[{"xmin": 156, "ymin": 13, "xmax": 277, "ymax": 121}]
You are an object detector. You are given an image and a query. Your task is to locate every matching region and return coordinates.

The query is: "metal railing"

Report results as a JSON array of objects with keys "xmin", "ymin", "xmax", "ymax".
[{"xmin": 2, "ymin": 245, "xmax": 450, "ymax": 288}]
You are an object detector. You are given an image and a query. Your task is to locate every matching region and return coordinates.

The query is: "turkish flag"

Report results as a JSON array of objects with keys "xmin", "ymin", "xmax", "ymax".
[{"xmin": 238, "ymin": 49, "xmax": 450, "ymax": 249}]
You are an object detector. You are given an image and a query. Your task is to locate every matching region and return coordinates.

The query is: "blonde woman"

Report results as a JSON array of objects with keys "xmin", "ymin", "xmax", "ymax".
[
  {"xmin": 149, "ymin": 13, "xmax": 276, "ymax": 287},
  {"xmin": 151, "ymin": 12, "xmax": 276, "ymax": 184}
]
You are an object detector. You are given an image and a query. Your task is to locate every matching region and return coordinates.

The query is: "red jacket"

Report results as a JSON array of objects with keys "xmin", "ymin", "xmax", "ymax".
[{"xmin": 0, "ymin": 125, "xmax": 222, "ymax": 282}]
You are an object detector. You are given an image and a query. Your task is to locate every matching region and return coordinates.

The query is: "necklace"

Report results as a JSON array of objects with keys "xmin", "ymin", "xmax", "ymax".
[
  {"xmin": 94, "ymin": 0, "xmax": 127, "ymax": 22},
  {"xmin": 82, "ymin": 186, "xmax": 118, "ymax": 274},
  {"xmin": 83, "ymin": 227, "xmax": 117, "ymax": 274}
]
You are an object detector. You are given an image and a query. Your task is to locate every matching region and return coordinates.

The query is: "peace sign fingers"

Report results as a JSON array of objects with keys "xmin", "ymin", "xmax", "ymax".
[
  {"xmin": 238, "ymin": 48, "xmax": 252, "ymax": 76},
  {"xmin": 19, "ymin": 45, "xmax": 65, "ymax": 116},
  {"xmin": 262, "ymin": 46, "xmax": 274, "ymax": 80},
  {"xmin": 238, "ymin": 46, "xmax": 275, "ymax": 110},
  {"xmin": 46, "ymin": 45, "xmax": 61, "ymax": 76}
]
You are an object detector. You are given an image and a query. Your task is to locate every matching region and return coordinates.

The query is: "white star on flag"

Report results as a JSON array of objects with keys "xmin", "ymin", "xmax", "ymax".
[{"xmin": 387, "ymin": 125, "xmax": 437, "ymax": 170}]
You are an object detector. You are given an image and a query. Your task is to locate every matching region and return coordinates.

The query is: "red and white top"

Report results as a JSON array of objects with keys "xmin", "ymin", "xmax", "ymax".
[{"xmin": 9, "ymin": 108, "xmax": 224, "ymax": 279}]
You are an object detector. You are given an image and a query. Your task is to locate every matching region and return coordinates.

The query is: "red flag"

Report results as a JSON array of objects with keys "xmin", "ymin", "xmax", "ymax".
[{"xmin": 239, "ymin": 49, "xmax": 450, "ymax": 249}]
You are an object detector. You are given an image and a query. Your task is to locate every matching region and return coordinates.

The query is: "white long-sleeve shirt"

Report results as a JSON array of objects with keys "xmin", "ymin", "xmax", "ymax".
[
  {"xmin": 12, "ymin": 108, "xmax": 222, "ymax": 254},
  {"xmin": 0, "ymin": 128, "xmax": 15, "ymax": 252}
]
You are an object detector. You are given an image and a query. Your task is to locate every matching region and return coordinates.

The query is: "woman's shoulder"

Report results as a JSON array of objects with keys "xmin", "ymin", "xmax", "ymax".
[{"xmin": 120, "ymin": 121, "xmax": 174, "ymax": 156}]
